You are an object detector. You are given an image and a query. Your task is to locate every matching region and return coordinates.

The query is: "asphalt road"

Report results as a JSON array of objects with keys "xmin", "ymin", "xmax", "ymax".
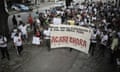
[{"xmin": 15, "ymin": 47, "xmax": 79, "ymax": 72}]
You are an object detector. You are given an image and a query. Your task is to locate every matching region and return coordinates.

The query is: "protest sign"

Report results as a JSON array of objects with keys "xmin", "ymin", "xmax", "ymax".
[
  {"xmin": 53, "ymin": 17, "xmax": 62, "ymax": 25},
  {"xmin": 32, "ymin": 36, "xmax": 40, "ymax": 45}
]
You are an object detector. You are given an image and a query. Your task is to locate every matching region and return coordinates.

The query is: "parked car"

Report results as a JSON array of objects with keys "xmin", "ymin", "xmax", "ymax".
[
  {"xmin": 11, "ymin": 4, "xmax": 32, "ymax": 12},
  {"xmin": 54, "ymin": 1, "xmax": 65, "ymax": 7}
]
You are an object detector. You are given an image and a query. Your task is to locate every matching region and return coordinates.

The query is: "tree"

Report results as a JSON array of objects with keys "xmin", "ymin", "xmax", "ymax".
[{"xmin": 0, "ymin": 0, "xmax": 9, "ymax": 38}]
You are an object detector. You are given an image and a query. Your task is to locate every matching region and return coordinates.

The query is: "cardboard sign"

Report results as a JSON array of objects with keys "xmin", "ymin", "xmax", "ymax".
[
  {"xmin": 32, "ymin": 36, "xmax": 40, "ymax": 45},
  {"xmin": 53, "ymin": 17, "xmax": 62, "ymax": 25}
]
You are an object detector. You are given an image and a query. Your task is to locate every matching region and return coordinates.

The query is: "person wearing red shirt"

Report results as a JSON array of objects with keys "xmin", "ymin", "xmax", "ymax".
[{"xmin": 28, "ymin": 14, "xmax": 34, "ymax": 30}]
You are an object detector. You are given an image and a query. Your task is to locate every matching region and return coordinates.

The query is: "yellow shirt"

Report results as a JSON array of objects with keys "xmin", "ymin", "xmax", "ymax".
[
  {"xmin": 111, "ymin": 38, "xmax": 118, "ymax": 50},
  {"xmin": 67, "ymin": 20, "xmax": 75, "ymax": 25}
]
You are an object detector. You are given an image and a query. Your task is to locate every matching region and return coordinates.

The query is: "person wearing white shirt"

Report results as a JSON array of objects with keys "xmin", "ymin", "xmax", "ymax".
[
  {"xmin": 92, "ymin": 15, "xmax": 96, "ymax": 21},
  {"xmin": 93, "ymin": 7, "xmax": 97, "ymax": 15},
  {"xmin": 18, "ymin": 24, "xmax": 28, "ymax": 41},
  {"xmin": 0, "ymin": 35, "xmax": 10, "ymax": 60},
  {"xmin": 18, "ymin": 23, "xmax": 23, "ymax": 30},
  {"xmin": 89, "ymin": 30, "xmax": 97, "ymax": 56},
  {"xmin": 13, "ymin": 33, "xmax": 23, "ymax": 56},
  {"xmin": 11, "ymin": 29, "xmax": 17, "ymax": 40},
  {"xmin": 21, "ymin": 24, "xmax": 28, "ymax": 40},
  {"xmin": 43, "ymin": 27, "xmax": 51, "ymax": 51},
  {"xmin": 79, "ymin": 21, "xmax": 84, "ymax": 26},
  {"xmin": 35, "ymin": 18, "xmax": 41, "ymax": 31},
  {"xmin": 100, "ymin": 31, "xmax": 108, "ymax": 57}
]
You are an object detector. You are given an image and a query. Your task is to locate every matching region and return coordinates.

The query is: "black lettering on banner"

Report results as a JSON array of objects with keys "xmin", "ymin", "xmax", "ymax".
[
  {"xmin": 66, "ymin": 27, "xmax": 75, "ymax": 32},
  {"xmin": 54, "ymin": 27, "xmax": 59, "ymax": 31},
  {"xmin": 50, "ymin": 26, "xmax": 60, "ymax": 31},
  {"xmin": 51, "ymin": 25, "xmax": 89, "ymax": 34},
  {"xmin": 66, "ymin": 27, "xmax": 71, "ymax": 32},
  {"xmin": 60, "ymin": 27, "xmax": 66, "ymax": 31},
  {"xmin": 50, "ymin": 26, "xmax": 53, "ymax": 31},
  {"xmin": 78, "ymin": 28, "xmax": 88, "ymax": 32},
  {"xmin": 70, "ymin": 27, "xmax": 75, "ymax": 32}
]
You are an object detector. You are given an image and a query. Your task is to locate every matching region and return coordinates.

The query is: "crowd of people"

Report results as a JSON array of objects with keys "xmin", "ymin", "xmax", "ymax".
[{"xmin": 0, "ymin": 1, "xmax": 120, "ymax": 65}]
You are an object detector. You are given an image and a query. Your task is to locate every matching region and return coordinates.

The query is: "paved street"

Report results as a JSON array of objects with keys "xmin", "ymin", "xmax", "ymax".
[
  {"xmin": 0, "ymin": 1, "xmax": 120, "ymax": 72},
  {"xmin": 15, "ymin": 47, "xmax": 78, "ymax": 72},
  {"xmin": 0, "ymin": 43, "xmax": 119, "ymax": 72},
  {"xmin": 14, "ymin": 46, "xmax": 117, "ymax": 72}
]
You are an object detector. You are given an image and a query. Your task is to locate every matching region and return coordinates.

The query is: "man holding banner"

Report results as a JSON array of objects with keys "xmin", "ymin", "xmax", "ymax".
[{"xmin": 43, "ymin": 27, "xmax": 51, "ymax": 51}]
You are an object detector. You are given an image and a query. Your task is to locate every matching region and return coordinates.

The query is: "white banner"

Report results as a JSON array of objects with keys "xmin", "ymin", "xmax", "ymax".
[{"xmin": 50, "ymin": 24, "xmax": 92, "ymax": 54}]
